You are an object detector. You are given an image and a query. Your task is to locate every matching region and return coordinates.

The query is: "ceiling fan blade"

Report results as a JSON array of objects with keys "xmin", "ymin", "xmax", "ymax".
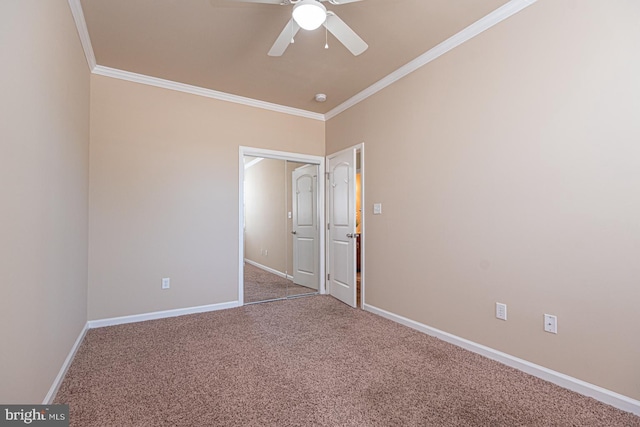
[
  {"xmin": 268, "ymin": 19, "xmax": 301, "ymax": 56},
  {"xmin": 323, "ymin": 13, "xmax": 368, "ymax": 56},
  {"xmin": 326, "ymin": 0, "xmax": 364, "ymax": 4},
  {"xmin": 226, "ymin": 0, "xmax": 283, "ymax": 4}
]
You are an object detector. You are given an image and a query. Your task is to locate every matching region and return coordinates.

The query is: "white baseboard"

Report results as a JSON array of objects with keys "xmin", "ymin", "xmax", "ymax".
[
  {"xmin": 244, "ymin": 258, "xmax": 292, "ymax": 280},
  {"xmin": 46, "ymin": 300, "xmax": 239, "ymax": 401},
  {"xmin": 43, "ymin": 322, "xmax": 89, "ymax": 404},
  {"xmin": 87, "ymin": 300, "xmax": 240, "ymax": 329},
  {"xmin": 363, "ymin": 303, "xmax": 640, "ymax": 416}
]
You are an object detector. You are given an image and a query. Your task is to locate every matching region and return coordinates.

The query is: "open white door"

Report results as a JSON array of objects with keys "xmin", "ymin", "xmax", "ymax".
[
  {"xmin": 292, "ymin": 164, "xmax": 319, "ymax": 289},
  {"xmin": 327, "ymin": 148, "xmax": 356, "ymax": 307}
]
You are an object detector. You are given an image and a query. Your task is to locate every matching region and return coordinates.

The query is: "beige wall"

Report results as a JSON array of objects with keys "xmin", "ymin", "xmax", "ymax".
[
  {"xmin": 88, "ymin": 75, "xmax": 324, "ymax": 320},
  {"xmin": 244, "ymin": 158, "xmax": 287, "ymax": 273},
  {"xmin": 327, "ymin": 0, "xmax": 640, "ymax": 400},
  {"xmin": 2, "ymin": 0, "xmax": 636, "ymax": 406},
  {"xmin": 0, "ymin": 0, "xmax": 90, "ymax": 403}
]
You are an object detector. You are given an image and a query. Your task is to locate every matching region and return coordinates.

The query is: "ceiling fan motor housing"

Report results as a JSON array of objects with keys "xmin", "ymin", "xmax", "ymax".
[{"xmin": 292, "ymin": 0, "xmax": 327, "ymax": 30}]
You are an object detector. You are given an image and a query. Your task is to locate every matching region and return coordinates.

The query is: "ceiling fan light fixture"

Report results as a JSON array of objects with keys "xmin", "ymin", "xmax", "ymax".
[{"xmin": 292, "ymin": 0, "xmax": 327, "ymax": 31}]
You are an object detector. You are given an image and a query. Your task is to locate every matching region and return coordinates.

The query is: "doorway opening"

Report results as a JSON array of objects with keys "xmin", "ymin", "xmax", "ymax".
[
  {"xmin": 355, "ymin": 150, "xmax": 362, "ymax": 307},
  {"xmin": 238, "ymin": 147, "xmax": 325, "ymax": 306}
]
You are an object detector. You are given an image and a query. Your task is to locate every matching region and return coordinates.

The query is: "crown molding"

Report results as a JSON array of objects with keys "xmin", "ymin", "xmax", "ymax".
[
  {"xmin": 67, "ymin": 0, "xmax": 324, "ymax": 120},
  {"xmin": 325, "ymin": 0, "xmax": 538, "ymax": 120},
  {"xmin": 70, "ymin": 0, "xmax": 537, "ymax": 122},
  {"xmin": 68, "ymin": 0, "xmax": 96, "ymax": 70},
  {"xmin": 92, "ymin": 66, "xmax": 326, "ymax": 121}
]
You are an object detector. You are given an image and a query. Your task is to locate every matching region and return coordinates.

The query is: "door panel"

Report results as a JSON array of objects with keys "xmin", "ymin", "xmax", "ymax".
[
  {"xmin": 292, "ymin": 164, "xmax": 319, "ymax": 289},
  {"xmin": 296, "ymin": 238, "xmax": 315, "ymax": 274},
  {"xmin": 327, "ymin": 149, "xmax": 356, "ymax": 307},
  {"xmin": 332, "ymin": 163, "xmax": 350, "ymax": 226},
  {"xmin": 296, "ymin": 174, "xmax": 314, "ymax": 226}
]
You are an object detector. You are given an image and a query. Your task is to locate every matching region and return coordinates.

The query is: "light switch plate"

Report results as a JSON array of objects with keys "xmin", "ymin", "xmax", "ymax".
[{"xmin": 373, "ymin": 203, "xmax": 382, "ymax": 215}]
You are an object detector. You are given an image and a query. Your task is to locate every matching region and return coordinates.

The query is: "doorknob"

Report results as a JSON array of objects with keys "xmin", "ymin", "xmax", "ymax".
[
  {"xmin": 291, "ymin": 231, "xmax": 297, "ymax": 235},
  {"xmin": 346, "ymin": 233, "xmax": 355, "ymax": 238}
]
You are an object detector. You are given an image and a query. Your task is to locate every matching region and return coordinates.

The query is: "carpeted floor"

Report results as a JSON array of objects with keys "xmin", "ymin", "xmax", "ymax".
[
  {"xmin": 54, "ymin": 296, "xmax": 640, "ymax": 426},
  {"xmin": 244, "ymin": 262, "xmax": 317, "ymax": 303}
]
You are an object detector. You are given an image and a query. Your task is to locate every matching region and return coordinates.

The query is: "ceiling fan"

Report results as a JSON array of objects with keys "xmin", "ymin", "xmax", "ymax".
[{"xmin": 229, "ymin": 0, "xmax": 368, "ymax": 57}]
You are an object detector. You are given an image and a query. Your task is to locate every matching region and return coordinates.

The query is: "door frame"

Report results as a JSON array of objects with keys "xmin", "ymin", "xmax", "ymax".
[
  {"xmin": 238, "ymin": 146, "xmax": 326, "ymax": 306},
  {"xmin": 326, "ymin": 143, "xmax": 365, "ymax": 307}
]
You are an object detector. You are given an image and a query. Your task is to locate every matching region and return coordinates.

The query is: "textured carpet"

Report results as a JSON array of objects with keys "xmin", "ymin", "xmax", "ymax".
[
  {"xmin": 55, "ymin": 296, "xmax": 639, "ymax": 426},
  {"xmin": 244, "ymin": 263, "xmax": 316, "ymax": 303}
]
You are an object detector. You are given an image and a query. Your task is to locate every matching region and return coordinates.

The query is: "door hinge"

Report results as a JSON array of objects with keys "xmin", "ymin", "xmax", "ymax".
[
  {"xmin": 327, "ymin": 223, "xmax": 330, "ymax": 230},
  {"xmin": 327, "ymin": 274, "xmax": 330, "ymax": 281}
]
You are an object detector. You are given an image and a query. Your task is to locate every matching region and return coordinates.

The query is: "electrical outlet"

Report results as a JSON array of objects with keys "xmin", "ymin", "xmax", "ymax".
[
  {"xmin": 162, "ymin": 277, "xmax": 170, "ymax": 290},
  {"xmin": 496, "ymin": 302, "xmax": 507, "ymax": 321},
  {"xmin": 544, "ymin": 314, "xmax": 557, "ymax": 334}
]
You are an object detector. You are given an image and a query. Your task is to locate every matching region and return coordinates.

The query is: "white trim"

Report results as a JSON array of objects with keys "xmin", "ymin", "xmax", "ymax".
[
  {"xmin": 357, "ymin": 144, "xmax": 365, "ymax": 308},
  {"xmin": 244, "ymin": 258, "xmax": 290, "ymax": 280},
  {"xmin": 92, "ymin": 66, "xmax": 325, "ymax": 121},
  {"xmin": 239, "ymin": 147, "xmax": 324, "ymax": 165},
  {"xmin": 363, "ymin": 303, "xmax": 640, "ymax": 416},
  {"xmin": 67, "ymin": 0, "xmax": 96, "ymax": 70},
  {"xmin": 87, "ymin": 301, "xmax": 240, "ymax": 329},
  {"xmin": 325, "ymin": 0, "xmax": 538, "ymax": 120},
  {"xmin": 67, "ymin": 0, "xmax": 536, "ymax": 121},
  {"xmin": 239, "ymin": 147, "xmax": 326, "ymax": 305},
  {"xmin": 43, "ymin": 322, "xmax": 89, "ymax": 404},
  {"xmin": 317, "ymin": 159, "xmax": 326, "ymax": 295},
  {"xmin": 239, "ymin": 150, "xmax": 245, "ymax": 306}
]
